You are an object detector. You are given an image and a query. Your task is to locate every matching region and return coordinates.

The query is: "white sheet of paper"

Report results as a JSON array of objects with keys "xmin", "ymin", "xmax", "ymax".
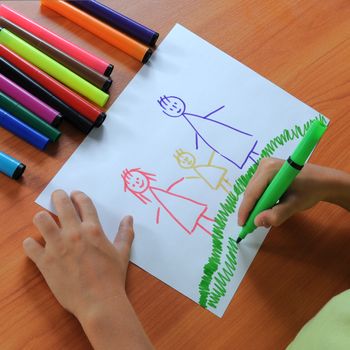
[{"xmin": 36, "ymin": 24, "xmax": 327, "ymax": 317}]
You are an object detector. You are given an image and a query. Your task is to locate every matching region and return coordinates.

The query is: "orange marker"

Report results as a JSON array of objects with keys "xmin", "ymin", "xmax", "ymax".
[{"xmin": 41, "ymin": 0, "xmax": 153, "ymax": 63}]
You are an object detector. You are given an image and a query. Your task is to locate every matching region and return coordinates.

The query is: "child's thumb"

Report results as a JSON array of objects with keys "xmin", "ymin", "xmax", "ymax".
[
  {"xmin": 254, "ymin": 201, "xmax": 295, "ymax": 228},
  {"xmin": 114, "ymin": 216, "xmax": 134, "ymax": 259}
]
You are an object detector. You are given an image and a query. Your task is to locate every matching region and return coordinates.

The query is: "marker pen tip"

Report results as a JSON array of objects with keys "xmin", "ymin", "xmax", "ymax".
[{"xmin": 236, "ymin": 237, "xmax": 242, "ymax": 244}]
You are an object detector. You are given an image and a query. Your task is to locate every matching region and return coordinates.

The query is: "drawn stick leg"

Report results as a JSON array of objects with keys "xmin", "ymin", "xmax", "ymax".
[
  {"xmin": 220, "ymin": 178, "xmax": 233, "ymax": 193},
  {"xmin": 197, "ymin": 222, "xmax": 212, "ymax": 236}
]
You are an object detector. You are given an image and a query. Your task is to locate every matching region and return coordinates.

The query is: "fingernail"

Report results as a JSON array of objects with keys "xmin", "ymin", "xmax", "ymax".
[
  {"xmin": 125, "ymin": 215, "xmax": 133, "ymax": 225},
  {"xmin": 71, "ymin": 190, "xmax": 83, "ymax": 195},
  {"xmin": 22, "ymin": 237, "xmax": 32, "ymax": 247},
  {"xmin": 255, "ymin": 217, "xmax": 265, "ymax": 227},
  {"xmin": 263, "ymin": 221, "xmax": 270, "ymax": 228}
]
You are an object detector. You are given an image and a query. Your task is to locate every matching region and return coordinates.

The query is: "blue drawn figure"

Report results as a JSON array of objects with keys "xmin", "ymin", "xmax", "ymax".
[{"xmin": 157, "ymin": 95, "xmax": 259, "ymax": 169}]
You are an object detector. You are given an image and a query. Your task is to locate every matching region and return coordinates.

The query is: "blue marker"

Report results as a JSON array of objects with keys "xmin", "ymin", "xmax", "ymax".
[
  {"xmin": 0, "ymin": 107, "xmax": 49, "ymax": 150},
  {"xmin": 0, "ymin": 151, "xmax": 26, "ymax": 179}
]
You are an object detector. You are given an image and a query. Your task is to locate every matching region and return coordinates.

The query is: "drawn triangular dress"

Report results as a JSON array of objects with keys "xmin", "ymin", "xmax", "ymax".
[
  {"xmin": 150, "ymin": 186, "xmax": 208, "ymax": 234},
  {"xmin": 183, "ymin": 113, "xmax": 258, "ymax": 169}
]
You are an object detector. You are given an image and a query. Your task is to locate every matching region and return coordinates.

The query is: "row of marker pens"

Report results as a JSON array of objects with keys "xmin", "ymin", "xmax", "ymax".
[{"xmin": 0, "ymin": 0, "xmax": 159, "ymax": 180}]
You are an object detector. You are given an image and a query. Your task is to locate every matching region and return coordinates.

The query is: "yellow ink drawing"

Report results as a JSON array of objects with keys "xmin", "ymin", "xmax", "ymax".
[{"xmin": 174, "ymin": 149, "xmax": 232, "ymax": 193}]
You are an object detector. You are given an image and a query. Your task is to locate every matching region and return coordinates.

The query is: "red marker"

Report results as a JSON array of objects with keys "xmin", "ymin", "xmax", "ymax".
[
  {"xmin": 0, "ymin": 44, "xmax": 106, "ymax": 126},
  {"xmin": 0, "ymin": 4, "xmax": 113, "ymax": 76}
]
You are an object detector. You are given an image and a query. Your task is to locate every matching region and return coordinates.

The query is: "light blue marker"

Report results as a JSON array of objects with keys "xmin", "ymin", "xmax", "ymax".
[{"xmin": 0, "ymin": 151, "xmax": 26, "ymax": 179}]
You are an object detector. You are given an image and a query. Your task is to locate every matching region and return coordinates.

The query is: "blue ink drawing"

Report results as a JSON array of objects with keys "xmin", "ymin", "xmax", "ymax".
[{"xmin": 157, "ymin": 95, "xmax": 259, "ymax": 169}]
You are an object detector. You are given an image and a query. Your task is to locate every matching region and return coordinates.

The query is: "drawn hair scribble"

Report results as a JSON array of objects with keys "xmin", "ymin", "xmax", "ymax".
[{"xmin": 122, "ymin": 168, "xmax": 156, "ymax": 204}]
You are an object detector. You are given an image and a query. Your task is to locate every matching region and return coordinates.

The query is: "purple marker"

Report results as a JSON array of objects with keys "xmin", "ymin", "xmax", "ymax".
[
  {"xmin": 0, "ymin": 74, "xmax": 61, "ymax": 126},
  {"xmin": 68, "ymin": 0, "xmax": 159, "ymax": 47}
]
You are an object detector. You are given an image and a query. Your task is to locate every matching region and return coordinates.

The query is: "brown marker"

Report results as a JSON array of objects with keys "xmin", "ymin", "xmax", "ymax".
[{"xmin": 0, "ymin": 17, "xmax": 112, "ymax": 92}]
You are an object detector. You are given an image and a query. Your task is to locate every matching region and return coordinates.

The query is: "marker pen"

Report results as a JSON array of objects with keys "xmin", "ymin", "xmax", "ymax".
[
  {"xmin": 0, "ymin": 4, "xmax": 113, "ymax": 76},
  {"xmin": 0, "ymin": 73, "xmax": 61, "ymax": 126},
  {"xmin": 0, "ymin": 107, "xmax": 50, "ymax": 150},
  {"xmin": 0, "ymin": 44, "xmax": 106, "ymax": 127},
  {"xmin": 68, "ymin": 0, "xmax": 159, "ymax": 47},
  {"xmin": 236, "ymin": 120, "xmax": 327, "ymax": 243},
  {"xmin": 0, "ymin": 151, "xmax": 25, "ymax": 179},
  {"xmin": 0, "ymin": 27, "xmax": 109, "ymax": 107},
  {"xmin": 41, "ymin": 0, "xmax": 153, "ymax": 63},
  {"xmin": 0, "ymin": 17, "xmax": 112, "ymax": 92},
  {"xmin": 0, "ymin": 58, "xmax": 95, "ymax": 134},
  {"xmin": 0, "ymin": 92, "xmax": 61, "ymax": 142}
]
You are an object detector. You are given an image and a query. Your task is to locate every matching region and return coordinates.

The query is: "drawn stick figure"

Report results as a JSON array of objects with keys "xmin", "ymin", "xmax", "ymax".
[
  {"xmin": 122, "ymin": 168, "xmax": 214, "ymax": 236},
  {"xmin": 157, "ymin": 95, "xmax": 259, "ymax": 169},
  {"xmin": 174, "ymin": 149, "xmax": 232, "ymax": 193}
]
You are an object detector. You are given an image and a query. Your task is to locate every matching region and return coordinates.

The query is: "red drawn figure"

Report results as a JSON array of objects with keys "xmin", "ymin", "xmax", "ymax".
[{"xmin": 122, "ymin": 168, "xmax": 215, "ymax": 236}]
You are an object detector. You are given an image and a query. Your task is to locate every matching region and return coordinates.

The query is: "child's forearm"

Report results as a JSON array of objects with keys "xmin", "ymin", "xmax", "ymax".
[
  {"xmin": 80, "ymin": 293, "xmax": 154, "ymax": 350},
  {"xmin": 322, "ymin": 168, "xmax": 350, "ymax": 211}
]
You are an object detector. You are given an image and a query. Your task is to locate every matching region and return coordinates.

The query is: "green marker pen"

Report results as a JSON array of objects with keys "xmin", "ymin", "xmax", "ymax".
[
  {"xmin": 236, "ymin": 120, "xmax": 327, "ymax": 243},
  {"xmin": 0, "ymin": 27, "xmax": 109, "ymax": 107}
]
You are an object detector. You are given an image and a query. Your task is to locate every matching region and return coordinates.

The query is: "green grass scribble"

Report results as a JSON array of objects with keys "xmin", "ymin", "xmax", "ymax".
[{"xmin": 199, "ymin": 114, "xmax": 328, "ymax": 309}]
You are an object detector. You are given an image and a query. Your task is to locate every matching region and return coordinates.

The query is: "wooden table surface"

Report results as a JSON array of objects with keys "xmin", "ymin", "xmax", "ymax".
[{"xmin": 0, "ymin": 1, "xmax": 349, "ymax": 349}]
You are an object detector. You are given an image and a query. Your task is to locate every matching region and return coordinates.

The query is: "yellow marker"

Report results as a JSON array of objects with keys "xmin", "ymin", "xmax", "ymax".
[{"xmin": 0, "ymin": 27, "xmax": 109, "ymax": 107}]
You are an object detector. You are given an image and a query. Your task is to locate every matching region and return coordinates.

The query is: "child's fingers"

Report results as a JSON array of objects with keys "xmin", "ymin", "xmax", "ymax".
[
  {"xmin": 33, "ymin": 211, "xmax": 60, "ymax": 243},
  {"xmin": 114, "ymin": 216, "xmax": 134, "ymax": 261},
  {"xmin": 52, "ymin": 190, "xmax": 81, "ymax": 228},
  {"xmin": 238, "ymin": 158, "xmax": 283, "ymax": 226},
  {"xmin": 23, "ymin": 237, "xmax": 44, "ymax": 266},
  {"xmin": 254, "ymin": 199, "xmax": 296, "ymax": 227},
  {"xmin": 70, "ymin": 191, "xmax": 101, "ymax": 225},
  {"xmin": 238, "ymin": 173, "xmax": 273, "ymax": 226}
]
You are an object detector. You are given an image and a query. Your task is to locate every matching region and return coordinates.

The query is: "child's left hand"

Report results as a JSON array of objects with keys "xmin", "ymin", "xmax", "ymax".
[{"xmin": 23, "ymin": 190, "xmax": 133, "ymax": 320}]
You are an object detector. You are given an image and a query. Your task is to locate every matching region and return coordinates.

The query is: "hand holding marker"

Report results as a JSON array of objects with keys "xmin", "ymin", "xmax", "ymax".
[{"xmin": 237, "ymin": 120, "xmax": 327, "ymax": 243}]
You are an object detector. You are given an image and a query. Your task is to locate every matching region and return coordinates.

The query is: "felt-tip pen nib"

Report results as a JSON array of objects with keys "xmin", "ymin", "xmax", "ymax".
[{"xmin": 236, "ymin": 237, "xmax": 242, "ymax": 244}]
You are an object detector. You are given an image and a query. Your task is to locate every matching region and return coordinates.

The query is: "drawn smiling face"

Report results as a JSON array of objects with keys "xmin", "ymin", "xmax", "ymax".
[
  {"xmin": 127, "ymin": 171, "xmax": 149, "ymax": 193},
  {"xmin": 176, "ymin": 151, "xmax": 196, "ymax": 169},
  {"xmin": 157, "ymin": 95, "xmax": 186, "ymax": 117}
]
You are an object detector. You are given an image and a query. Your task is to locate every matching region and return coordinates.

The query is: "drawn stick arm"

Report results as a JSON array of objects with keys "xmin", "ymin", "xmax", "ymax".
[
  {"xmin": 166, "ymin": 177, "xmax": 185, "ymax": 191},
  {"xmin": 207, "ymin": 151, "xmax": 216, "ymax": 165},
  {"xmin": 185, "ymin": 176, "xmax": 200, "ymax": 180},
  {"xmin": 204, "ymin": 105, "xmax": 225, "ymax": 119}
]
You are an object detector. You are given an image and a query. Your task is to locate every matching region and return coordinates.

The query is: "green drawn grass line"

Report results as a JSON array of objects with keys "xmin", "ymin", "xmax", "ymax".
[{"xmin": 199, "ymin": 114, "xmax": 328, "ymax": 309}]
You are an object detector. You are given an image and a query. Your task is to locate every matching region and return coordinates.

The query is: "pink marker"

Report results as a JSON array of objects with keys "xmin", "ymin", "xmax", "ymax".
[
  {"xmin": 0, "ymin": 74, "xmax": 61, "ymax": 126},
  {"xmin": 0, "ymin": 5, "xmax": 114, "ymax": 77}
]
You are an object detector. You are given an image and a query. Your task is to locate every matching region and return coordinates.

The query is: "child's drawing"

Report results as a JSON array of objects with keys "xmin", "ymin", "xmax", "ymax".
[
  {"xmin": 174, "ymin": 149, "xmax": 233, "ymax": 193},
  {"xmin": 122, "ymin": 168, "xmax": 215, "ymax": 236},
  {"xmin": 157, "ymin": 95, "xmax": 259, "ymax": 169}
]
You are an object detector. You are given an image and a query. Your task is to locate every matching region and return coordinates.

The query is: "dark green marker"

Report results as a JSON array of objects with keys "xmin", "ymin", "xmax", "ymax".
[
  {"xmin": 0, "ymin": 91, "xmax": 61, "ymax": 142},
  {"xmin": 237, "ymin": 120, "xmax": 327, "ymax": 244}
]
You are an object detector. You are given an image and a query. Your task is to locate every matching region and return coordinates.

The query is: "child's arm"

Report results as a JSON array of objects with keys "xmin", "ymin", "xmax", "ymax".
[
  {"xmin": 23, "ymin": 190, "xmax": 153, "ymax": 350},
  {"xmin": 238, "ymin": 158, "xmax": 350, "ymax": 228}
]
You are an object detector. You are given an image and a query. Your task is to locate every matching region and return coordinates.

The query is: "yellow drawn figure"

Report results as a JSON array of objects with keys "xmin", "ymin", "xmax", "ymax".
[{"xmin": 174, "ymin": 149, "xmax": 233, "ymax": 193}]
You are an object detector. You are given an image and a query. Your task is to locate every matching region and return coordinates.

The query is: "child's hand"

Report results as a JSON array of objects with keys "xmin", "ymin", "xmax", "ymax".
[
  {"xmin": 24, "ymin": 190, "xmax": 153, "ymax": 349},
  {"xmin": 23, "ymin": 190, "xmax": 133, "ymax": 320},
  {"xmin": 238, "ymin": 158, "xmax": 349, "ymax": 228}
]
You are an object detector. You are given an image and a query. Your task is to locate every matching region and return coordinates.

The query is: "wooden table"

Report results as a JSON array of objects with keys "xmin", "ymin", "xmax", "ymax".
[{"xmin": 0, "ymin": 1, "xmax": 349, "ymax": 349}]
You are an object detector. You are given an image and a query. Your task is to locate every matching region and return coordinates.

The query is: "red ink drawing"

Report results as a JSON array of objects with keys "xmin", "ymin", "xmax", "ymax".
[{"xmin": 122, "ymin": 168, "xmax": 214, "ymax": 236}]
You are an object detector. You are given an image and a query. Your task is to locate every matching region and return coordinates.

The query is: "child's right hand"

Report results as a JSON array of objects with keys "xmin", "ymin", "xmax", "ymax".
[{"xmin": 238, "ymin": 158, "xmax": 350, "ymax": 228}]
